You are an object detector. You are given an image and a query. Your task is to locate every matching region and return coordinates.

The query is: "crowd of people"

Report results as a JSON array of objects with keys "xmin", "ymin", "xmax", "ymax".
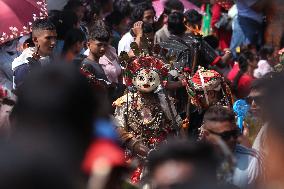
[{"xmin": 0, "ymin": 0, "xmax": 284, "ymax": 188}]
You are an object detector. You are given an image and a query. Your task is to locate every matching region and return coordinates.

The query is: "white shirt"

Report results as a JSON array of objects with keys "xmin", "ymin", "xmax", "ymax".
[
  {"xmin": 233, "ymin": 144, "xmax": 263, "ymax": 189},
  {"xmin": 11, "ymin": 48, "xmax": 50, "ymax": 89},
  {"xmin": 252, "ymin": 123, "xmax": 267, "ymax": 153},
  {"xmin": 254, "ymin": 60, "xmax": 273, "ymax": 78},
  {"xmin": 117, "ymin": 32, "xmax": 134, "ymax": 56}
]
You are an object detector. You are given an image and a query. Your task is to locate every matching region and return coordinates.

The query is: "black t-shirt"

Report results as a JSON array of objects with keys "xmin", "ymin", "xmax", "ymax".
[{"xmin": 81, "ymin": 58, "xmax": 109, "ymax": 82}]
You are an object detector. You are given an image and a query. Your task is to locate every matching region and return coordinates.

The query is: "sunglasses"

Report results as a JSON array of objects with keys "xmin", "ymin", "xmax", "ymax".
[
  {"xmin": 207, "ymin": 129, "xmax": 241, "ymax": 141},
  {"xmin": 245, "ymin": 96, "xmax": 262, "ymax": 105}
]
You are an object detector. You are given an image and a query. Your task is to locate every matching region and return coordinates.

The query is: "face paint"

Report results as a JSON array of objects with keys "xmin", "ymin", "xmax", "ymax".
[{"xmin": 132, "ymin": 69, "xmax": 160, "ymax": 93}]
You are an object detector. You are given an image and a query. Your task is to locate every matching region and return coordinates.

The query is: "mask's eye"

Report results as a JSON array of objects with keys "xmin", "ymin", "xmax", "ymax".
[
  {"xmin": 138, "ymin": 76, "xmax": 145, "ymax": 81},
  {"xmin": 148, "ymin": 76, "xmax": 155, "ymax": 82}
]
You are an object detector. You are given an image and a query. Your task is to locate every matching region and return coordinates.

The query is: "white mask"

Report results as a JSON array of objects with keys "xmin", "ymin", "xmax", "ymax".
[{"xmin": 132, "ymin": 69, "xmax": 160, "ymax": 93}]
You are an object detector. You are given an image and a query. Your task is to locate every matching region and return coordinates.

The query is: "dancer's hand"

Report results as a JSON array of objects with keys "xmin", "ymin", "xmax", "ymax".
[{"xmin": 133, "ymin": 142, "xmax": 150, "ymax": 158}]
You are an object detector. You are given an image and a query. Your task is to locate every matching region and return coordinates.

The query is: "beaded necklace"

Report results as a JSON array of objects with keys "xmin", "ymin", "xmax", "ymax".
[{"xmin": 127, "ymin": 92, "xmax": 170, "ymax": 147}]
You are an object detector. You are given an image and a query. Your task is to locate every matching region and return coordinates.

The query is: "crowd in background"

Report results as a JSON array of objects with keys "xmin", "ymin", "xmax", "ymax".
[{"xmin": 0, "ymin": 0, "xmax": 284, "ymax": 189}]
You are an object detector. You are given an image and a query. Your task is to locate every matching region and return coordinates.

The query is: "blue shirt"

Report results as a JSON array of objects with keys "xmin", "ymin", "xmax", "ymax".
[{"xmin": 236, "ymin": 0, "xmax": 263, "ymax": 23}]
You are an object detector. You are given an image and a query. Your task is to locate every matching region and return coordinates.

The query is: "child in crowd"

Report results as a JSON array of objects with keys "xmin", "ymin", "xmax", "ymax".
[{"xmin": 254, "ymin": 45, "xmax": 274, "ymax": 78}]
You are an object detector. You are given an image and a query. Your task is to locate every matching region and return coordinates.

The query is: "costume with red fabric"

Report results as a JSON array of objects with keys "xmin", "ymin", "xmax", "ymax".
[{"xmin": 114, "ymin": 54, "xmax": 182, "ymax": 184}]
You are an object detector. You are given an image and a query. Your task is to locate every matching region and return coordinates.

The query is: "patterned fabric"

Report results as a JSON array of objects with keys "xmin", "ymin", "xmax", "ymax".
[
  {"xmin": 159, "ymin": 35, "xmax": 192, "ymax": 71},
  {"xmin": 183, "ymin": 33, "xmax": 221, "ymax": 68},
  {"xmin": 159, "ymin": 34, "xmax": 221, "ymax": 73},
  {"xmin": 113, "ymin": 90, "xmax": 182, "ymax": 183},
  {"xmin": 154, "ymin": 25, "xmax": 170, "ymax": 44},
  {"xmin": 192, "ymin": 67, "xmax": 222, "ymax": 91}
]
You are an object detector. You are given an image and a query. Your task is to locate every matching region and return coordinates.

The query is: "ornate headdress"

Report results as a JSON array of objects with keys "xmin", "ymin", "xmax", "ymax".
[
  {"xmin": 192, "ymin": 67, "xmax": 222, "ymax": 91},
  {"xmin": 190, "ymin": 67, "xmax": 233, "ymax": 108},
  {"xmin": 119, "ymin": 42, "xmax": 171, "ymax": 87},
  {"xmin": 123, "ymin": 56, "xmax": 169, "ymax": 86}
]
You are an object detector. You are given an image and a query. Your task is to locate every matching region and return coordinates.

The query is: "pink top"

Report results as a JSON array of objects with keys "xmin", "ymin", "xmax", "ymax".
[{"xmin": 99, "ymin": 46, "xmax": 122, "ymax": 83}]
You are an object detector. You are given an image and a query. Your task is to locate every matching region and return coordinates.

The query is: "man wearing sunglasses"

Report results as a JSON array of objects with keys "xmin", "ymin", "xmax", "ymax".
[
  {"xmin": 248, "ymin": 74, "xmax": 273, "ymax": 154},
  {"xmin": 199, "ymin": 105, "xmax": 263, "ymax": 189}
]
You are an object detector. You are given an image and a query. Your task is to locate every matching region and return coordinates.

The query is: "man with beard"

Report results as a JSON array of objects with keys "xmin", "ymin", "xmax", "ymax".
[
  {"xmin": 154, "ymin": 0, "xmax": 184, "ymax": 44},
  {"xmin": 158, "ymin": 11, "xmax": 229, "ymax": 122},
  {"xmin": 160, "ymin": 10, "xmax": 226, "ymax": 74},
  {"xmin": 12, "ymin": 19, "xmax": 57, "ymax": 90},
  {"xmin": 118, "ymin": 2, "xmax": 155, "ymax": 55}
]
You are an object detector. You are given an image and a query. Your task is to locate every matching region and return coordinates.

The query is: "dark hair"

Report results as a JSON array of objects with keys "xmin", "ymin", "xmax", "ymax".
[
  {"xmin": 48, "ymin": 10, "xmax": 78, "ymax": 40},
  {"xmin": 143, "ymin": 22, "xmax": 154, "ymax": 34},
  {"xmin": 232, "ymin": 51, "xmax": 254, "ymax": 95},
  {"xmin": 184, "ymin": 9, "xmax": 202, "ymax": 25},
  {"xmin": 63, "ymin": 0, "xmax": 84, "ymax": 11},
  {"xmin": 130, "ymin": 2, "xmax": 155, "ymax": 25},
  {"xmin": 88, "ymin": 23, "xmax": 110, "ymax": 42},
  {"xmin": 62, "ymin": 28, "xmax": 86, "ymax": 53},
  {"xmin": 259, "ymin": 45, "xmax": 274, "ymax": 60},
  {"xmin": 32, "ymin": 18, "xmax": 56, "ymax": 36},
  {"xmin": 0, "ymin": 140, "xmax": 76, "ymax": 189},
  {"xmin": 113, "ymin": 0, "xmax": 132, "ymax": 17},
  {"xmin": 203, "ymin": 105, "xmax": 235, "ymax": 123},
  {"xmin": 85, "ymin": 0, "xmax": 101, "ymax": 25},
  {"xmin": 96, "ymin": 0, "xmax": 113, "ymax": 9},
  {"xmin": 203, "ymin": 35, "xmax": 219, "ymax": 50},
  {"xmin": 251, "ymin": 72, "xmax": 275, "ymax": 91},
  {"xmin": 86, "ymin": 0, "xmax": 112, "ymax": 22},
  {"xmin": 105, "ymin": 11, "xmax": 126, "ymax": 28},
  {"xmin": 48, "ymin": 10, "xmax": 61, "ymax": 18},
  {"xmin": 24, "ymin": 37, "xmax": 35, "ymax": 48},
  {"xmin": 148, "ymin": 140, "xmax": 218, "ymax": 177},
  {"xmin": 188, "ymin": 0, "xmax": 203, "ymax": 7},
  {"xmin": 164, "ymin": 0, "xmax": 184, "ymax": 15},
  {"xmin": 11, "ymin": 64, "xmax": 97, "ymax": 146},
  {"xmin": 168, "ymin": 12, "xmax": 186, "ymax": 36}
]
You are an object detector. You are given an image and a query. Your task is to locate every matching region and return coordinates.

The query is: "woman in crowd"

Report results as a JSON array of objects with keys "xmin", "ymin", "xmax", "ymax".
[{"xmin": 227, "ymin": 51, "xmax": 258, "ymax": 99}]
